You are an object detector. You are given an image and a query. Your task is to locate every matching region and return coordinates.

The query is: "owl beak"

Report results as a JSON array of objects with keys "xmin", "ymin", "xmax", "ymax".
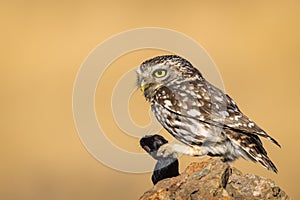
[
  {"xmin": 140, "ymin": 80, "xmax": 149, "ymax": 92},
  {"xmin": 141, "ymin": 83, "xmax": 149, "ymax": 92}
]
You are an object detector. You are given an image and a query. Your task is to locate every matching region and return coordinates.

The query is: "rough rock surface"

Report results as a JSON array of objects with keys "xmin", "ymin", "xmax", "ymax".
[{"xmin": 139, "ymin": 158, "xmax": 289, "ymax": 200}]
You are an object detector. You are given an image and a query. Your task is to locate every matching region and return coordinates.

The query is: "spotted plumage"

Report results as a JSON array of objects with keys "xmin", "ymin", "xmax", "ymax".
[{"xmin": 136, "ymin": 55, "xmax": 280, "ymax": 173}]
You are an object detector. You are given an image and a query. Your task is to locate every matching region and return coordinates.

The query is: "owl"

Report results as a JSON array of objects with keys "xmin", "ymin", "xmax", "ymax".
[{"xmin": 136, "ymin": 55, "xmax": 280, "ymax": 173}]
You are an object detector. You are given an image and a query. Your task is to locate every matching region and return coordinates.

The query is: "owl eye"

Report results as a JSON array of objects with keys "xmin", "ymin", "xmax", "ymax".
[{"xmin": 153, "ymin": 69, "xmax": 167, "ymax": 78}]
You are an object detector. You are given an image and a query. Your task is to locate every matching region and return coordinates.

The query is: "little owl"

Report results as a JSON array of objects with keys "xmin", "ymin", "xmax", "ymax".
[{"xmin": 136, "ymin": 55, "xmax": 280, "ymax": 173}]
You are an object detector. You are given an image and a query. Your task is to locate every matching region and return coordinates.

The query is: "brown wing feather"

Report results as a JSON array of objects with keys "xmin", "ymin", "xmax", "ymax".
[{"xmin": 157, "ymin": 79, "xmax": 280, "ymax": 147}]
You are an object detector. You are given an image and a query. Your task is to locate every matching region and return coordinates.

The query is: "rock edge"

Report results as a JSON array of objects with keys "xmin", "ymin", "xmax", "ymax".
[{"xmin": 139, "ymin": 158, "xmax": 289, "ymax": 200}]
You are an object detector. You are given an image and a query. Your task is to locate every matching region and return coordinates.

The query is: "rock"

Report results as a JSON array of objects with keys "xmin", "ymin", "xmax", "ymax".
[{"xmin": 139, "ymin": 158, "xmax": 289, "ymax": 200}]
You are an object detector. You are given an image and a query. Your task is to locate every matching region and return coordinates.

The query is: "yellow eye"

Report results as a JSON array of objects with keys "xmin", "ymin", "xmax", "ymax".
[{"xmin": 153, "ymin": 69, "xmax": 167, "ymax": 78}]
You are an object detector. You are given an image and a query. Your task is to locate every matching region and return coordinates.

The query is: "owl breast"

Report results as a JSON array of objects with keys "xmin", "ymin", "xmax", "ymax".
[{"xmin": 151, "ymin": 103, "xmax": 226, "ymax": 146}]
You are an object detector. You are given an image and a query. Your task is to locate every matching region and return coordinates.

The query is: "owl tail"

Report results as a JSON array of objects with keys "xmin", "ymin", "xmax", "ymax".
[
  {"xmin": 240, "ymin": 134, "xmax": 278, "ymax": 173},
  {"xmin": 229, "ymin": 130, "xmax": 278, "ymax": 173},
  {"xmin": 257, "ymin": 154, "xmax": 278, "ymax": 173}
]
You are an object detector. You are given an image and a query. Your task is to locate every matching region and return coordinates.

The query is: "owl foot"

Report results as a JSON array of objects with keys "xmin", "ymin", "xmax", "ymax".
[{"xmin": 157, "ymin": 143, "xmax": 206, "ymax": 158}]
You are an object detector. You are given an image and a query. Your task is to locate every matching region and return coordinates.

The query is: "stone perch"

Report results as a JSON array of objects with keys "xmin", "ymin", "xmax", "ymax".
[{"xmin": 139, "ymin": 158, "xmax": 289, "ymax": 200}]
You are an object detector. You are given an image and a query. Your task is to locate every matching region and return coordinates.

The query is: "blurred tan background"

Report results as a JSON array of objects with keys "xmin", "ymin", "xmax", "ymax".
[{"xmin": 1, "ymin": 0, "xmax": 300, "ymax": 199}]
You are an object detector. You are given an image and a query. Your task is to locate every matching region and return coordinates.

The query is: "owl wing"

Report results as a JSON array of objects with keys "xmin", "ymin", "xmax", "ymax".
[
  {"xmin": 205, "ymin": 81, "xmax": 280, "ymax": 147},
  {"xmin": 155, "ymin": 81, "xmax": 280, "ymax": 147}
]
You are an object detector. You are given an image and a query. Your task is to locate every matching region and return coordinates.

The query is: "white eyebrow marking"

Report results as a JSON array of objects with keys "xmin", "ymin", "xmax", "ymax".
[{"xmin": 136, "ymin": 68, "xmax": 142, "ymax": 74}]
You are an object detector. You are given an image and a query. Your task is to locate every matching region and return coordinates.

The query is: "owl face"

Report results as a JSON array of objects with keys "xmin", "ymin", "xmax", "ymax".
[
  {"xmin": 137, "ymin": 63, "xmax": 177, "ymax": 92},
  {"xmin": 136, "ymin": 55, "xmax": 199, "ymax": 96}
]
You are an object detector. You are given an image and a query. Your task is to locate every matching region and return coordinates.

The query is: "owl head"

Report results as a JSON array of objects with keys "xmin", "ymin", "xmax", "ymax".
[{"xmin": 136, "ymin": 55, "xmax": 203, "ymax": 96}]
